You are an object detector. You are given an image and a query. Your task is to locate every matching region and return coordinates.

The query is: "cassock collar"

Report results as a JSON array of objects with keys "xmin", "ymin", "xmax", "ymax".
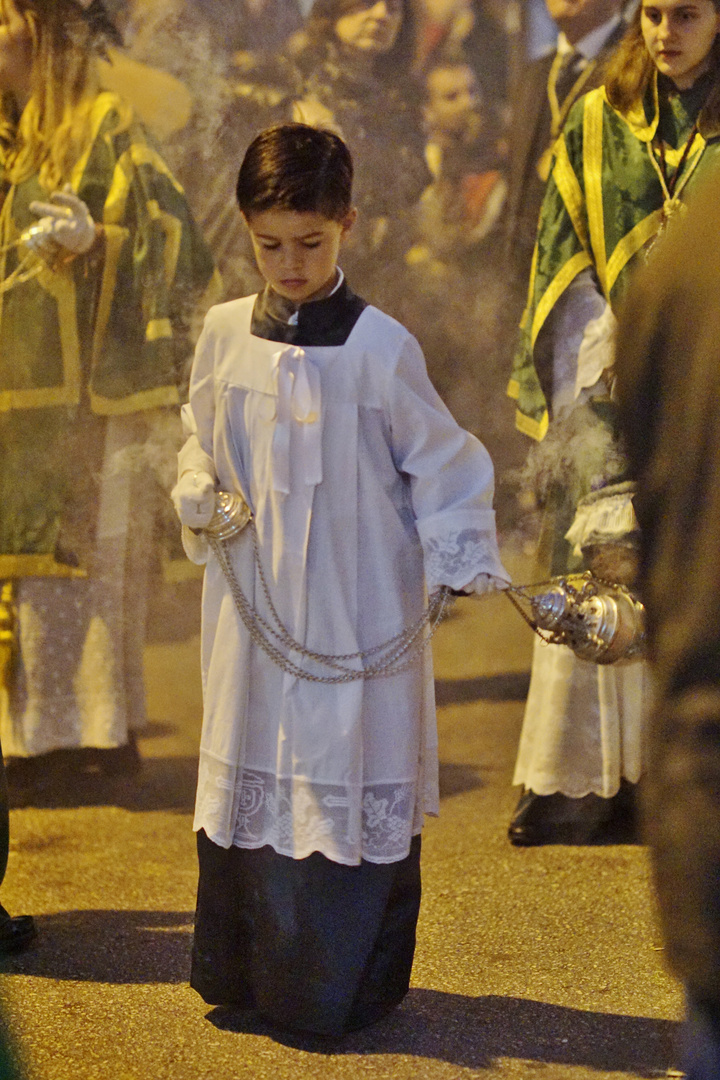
[{"xmin": 251, "ymin": 274, "xmax": 368, "ymax": 347}]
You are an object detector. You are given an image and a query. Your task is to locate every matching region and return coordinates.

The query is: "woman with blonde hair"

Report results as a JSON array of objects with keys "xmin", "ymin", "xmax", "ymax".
[
  {"xmin": 507, "ymin": 0, "xmax": 720, "ymax": 844},
  {"xmin": 0, "ymin": 0, "xmax": 216, "ymax": 792}
]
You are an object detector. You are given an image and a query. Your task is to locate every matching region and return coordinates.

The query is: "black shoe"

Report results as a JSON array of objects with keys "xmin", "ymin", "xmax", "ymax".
[
  {"xmin": 0, "ymin": 909, "xmax": 37, "ymax": 954},
  {"xmin": 87, "ymin": 734, "xmax": 142, "ymax": 777},
  {"xmin": 607, "ymin": 779, "xmax": 640, "ymax": 842},
  {"xmin": 508, "ymin": 789, "xmax": 615, "ymax": 846}
]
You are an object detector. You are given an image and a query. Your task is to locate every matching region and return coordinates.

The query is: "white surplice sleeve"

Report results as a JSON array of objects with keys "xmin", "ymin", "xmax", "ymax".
[
  {"xmin": 387, "ymin": 333, "xmax": 510, "ymax": 591},
  {"xmin": 178, "ymin": 316, "xmax": 218, "ymax": 565}
]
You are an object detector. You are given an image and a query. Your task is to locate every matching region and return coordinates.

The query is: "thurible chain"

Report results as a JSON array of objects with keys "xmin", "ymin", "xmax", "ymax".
[{"xmin": 208, "ymin": 527, "xmax": 453, "ymax": 684}]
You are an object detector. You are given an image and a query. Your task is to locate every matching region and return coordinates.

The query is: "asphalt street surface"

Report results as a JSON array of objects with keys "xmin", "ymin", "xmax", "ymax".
[{"xmin": 0, "ymin": 552, "xmax": 684, "ymax": 1080}]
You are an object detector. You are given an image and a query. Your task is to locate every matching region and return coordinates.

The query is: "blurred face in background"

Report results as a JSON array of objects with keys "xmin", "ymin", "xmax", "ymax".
[
  {"xmin": 641, "ymin": 0, "xmax": 720, "ymax": 88},
  {"xmin": 334, "ymin": 0, "xmax": 404, "ymax": 54},
  {"xmin": 425, "ymin": 63, "xmax": 484, "ymax": 141},
  {"xmin": 0, "ymin": 0, "xmax": 32, "ymax": 98},
  {"xmin": 417, "ymin": 0, "xmax": 471, "ymax": 23},
  {"xmin": 545, "ymin": 0, "xmax": 624, "ymax": 44}
]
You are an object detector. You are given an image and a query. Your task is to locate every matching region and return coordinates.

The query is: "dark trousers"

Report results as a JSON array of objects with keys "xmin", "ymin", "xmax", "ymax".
[{"xmin": 191, "ymin": 831, "xmax": 422, "ymax": 1034}]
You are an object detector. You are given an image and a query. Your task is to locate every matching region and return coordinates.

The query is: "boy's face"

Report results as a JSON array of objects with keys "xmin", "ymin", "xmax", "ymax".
[{"xmin": 245, "ymin": 208, "xmax": 356, "ymax": 304}]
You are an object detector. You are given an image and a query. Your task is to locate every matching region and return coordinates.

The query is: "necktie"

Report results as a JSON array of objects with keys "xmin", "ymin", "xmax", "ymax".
[{"xmin": 554, "ymin": 49, "xmax": 583, "ymax": 110}]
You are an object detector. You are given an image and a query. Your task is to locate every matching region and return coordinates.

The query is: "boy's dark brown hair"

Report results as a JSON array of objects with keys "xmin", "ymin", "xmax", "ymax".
[{"xmin": 236, "ymin": 123, "xmax": 354, "ymax": 221}]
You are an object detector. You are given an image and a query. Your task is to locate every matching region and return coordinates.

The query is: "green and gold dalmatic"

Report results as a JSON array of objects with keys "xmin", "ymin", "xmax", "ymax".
[
  {"xmin": 0, "ymin": 92, "xmax": 218, "ymax": 576},
  {"xmin": 508, "ymin": 74, "xmax": 720, "ymax": 441}
]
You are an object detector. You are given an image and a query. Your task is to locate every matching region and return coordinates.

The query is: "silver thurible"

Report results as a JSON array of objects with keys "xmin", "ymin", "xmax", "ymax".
[
  {"xmin": 203, "ymin": 490, "xmax": 252, "ymax": 541},
  {"xmin": 529, "ymin": 578, "xmax": 645, "ymax": 664}
]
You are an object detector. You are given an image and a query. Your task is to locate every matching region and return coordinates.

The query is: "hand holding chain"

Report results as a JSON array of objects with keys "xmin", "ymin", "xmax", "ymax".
[
  {"xmin": 202, "ymin": 491, "xmax": 645, "ymax": 678},
  {"xmin": 204, "ymin": 491, "xmax": 454, "ymax": 684}
]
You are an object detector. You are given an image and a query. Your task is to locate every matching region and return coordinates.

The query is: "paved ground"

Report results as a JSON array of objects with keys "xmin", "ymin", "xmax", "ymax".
[{"xmin": 0, "ymin": 551, "xmax": 684, "ymax": 1080}]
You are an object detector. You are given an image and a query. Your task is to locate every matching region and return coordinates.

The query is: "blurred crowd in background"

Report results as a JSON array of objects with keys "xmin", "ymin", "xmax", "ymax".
[{"xmin": 96, "ymin": 0, "xmax": 540, "ymax": 489}]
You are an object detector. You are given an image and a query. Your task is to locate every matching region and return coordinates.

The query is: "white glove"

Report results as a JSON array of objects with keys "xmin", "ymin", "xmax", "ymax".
[
  {"xmin": 171, "ymin": 470, "xmax": 216, "ymax": 529},
  {"xmin": 459, "ymin": 573, "xmax": 511, "ymax": 597},
  {"xmin": 25, "ymin": 186, "xmax": 96, "ymax": 256}
]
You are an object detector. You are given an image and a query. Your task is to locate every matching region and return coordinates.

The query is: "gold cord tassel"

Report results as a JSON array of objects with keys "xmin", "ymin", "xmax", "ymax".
[{"xmin": 0, "ymin": 581, "xmax": 15, "ymax": 692}]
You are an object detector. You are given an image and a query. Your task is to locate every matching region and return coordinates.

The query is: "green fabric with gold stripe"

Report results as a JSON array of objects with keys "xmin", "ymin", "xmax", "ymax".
[
  {"xmin": 0, "ymin": 93, "xmax": 217, "ymax": 563},
  {"xmin": 509, "ymin": 74, "xmax": 720, "ymax": 441}
]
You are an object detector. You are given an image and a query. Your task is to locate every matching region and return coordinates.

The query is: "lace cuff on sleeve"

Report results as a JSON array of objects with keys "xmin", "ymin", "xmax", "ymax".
[
  {"xmin": 565, "ymin": 481, "xmax": 639, "ymax": 557},
  {"xmin": 420, "ymin": 515, "xmax": 510, "ymax": 591}
]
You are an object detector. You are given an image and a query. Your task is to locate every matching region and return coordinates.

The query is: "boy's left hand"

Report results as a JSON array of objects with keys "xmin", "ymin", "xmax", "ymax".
[{"xmin": 454, "ymin": 574, "xmax": 511, "ymax": 598}]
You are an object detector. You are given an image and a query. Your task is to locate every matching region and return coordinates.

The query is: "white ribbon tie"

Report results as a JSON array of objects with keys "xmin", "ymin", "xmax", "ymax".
[{"xmin": 271, "ymin": 346, "xmax": 322, "ymax": 494}]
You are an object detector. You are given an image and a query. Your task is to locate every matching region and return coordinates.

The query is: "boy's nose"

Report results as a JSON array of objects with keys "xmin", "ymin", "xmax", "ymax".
[{"xmin": 281, "ymin": 251, "xmax": 303, "ymax": 273}]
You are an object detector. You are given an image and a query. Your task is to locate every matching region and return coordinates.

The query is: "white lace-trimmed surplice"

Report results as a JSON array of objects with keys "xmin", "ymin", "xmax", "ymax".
[{"xmin": 184, "ymin": 296, "xmax": 507, "ymax": 866}]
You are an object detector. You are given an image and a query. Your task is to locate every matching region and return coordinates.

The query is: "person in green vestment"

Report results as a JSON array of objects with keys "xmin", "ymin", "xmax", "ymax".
[
  {"xmin": 507, "ymin": 0, "xmax": 720, "ymax": 844},
  {"xmin": 0, "ymin": 0, "xmax": 217, "ymax": 807}
]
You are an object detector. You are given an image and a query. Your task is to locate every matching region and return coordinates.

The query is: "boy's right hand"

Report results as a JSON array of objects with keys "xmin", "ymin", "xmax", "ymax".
[{"xmin": 171, "ymin": 470, "xmax": 216, "ymax": 528}]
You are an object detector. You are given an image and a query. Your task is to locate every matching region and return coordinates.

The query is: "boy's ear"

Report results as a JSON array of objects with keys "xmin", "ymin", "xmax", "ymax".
[{"xmin": 341, "ymin": 207, "xmax": 358, "ymax": 236}]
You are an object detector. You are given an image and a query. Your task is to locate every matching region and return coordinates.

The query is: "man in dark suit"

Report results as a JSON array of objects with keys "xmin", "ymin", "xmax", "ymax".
[{"xmin": 506, "ymin": 0, "xmax": 629, "ymax": 278}]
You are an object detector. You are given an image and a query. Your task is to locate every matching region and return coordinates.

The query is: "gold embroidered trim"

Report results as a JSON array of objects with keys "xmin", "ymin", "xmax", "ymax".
[
  {"xmin": 105, "ymin": 144, "xmax": 184, "ymax": 226},
  {"xmin": 530, "ymin": 249, "xmax": 593, "ymax": 348},
  {"xmin": 606, "ymin": 209, "xmax": 664, "ymax": 291},
  {"xmin": 610, "ymin": 77, "xmax": 660, "ymax": 142},
  {"xmin": 0, "ymin": 554, "xmax": 87, "ymax": 579},
  {"xmin": 664, "ymin": 132, "xmax": 705, "ymax": 168},
  {"xmin": 0, "ymin": 385, "xmax": 80, "ymax": 411},
  {"xmin": 584, "ymin": 91, "xmax": 607, "ymax": 296},
  {"xmin": 146, "ymin": 318, "xmax": 172, "ymax": 342},
  {"xmin": 70, "ymin": 92, "xmax": 134, "ymax": 192},
  {"xmin": 515, "ymin": 406, "xmax": 549, "ymax": 442},
  {"xmin": 147, "ymin": 199, "xmax": 182, "ymax": 288}
]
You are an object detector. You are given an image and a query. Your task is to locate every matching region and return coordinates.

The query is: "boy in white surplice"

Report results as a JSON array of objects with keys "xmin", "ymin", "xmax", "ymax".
[{"xmin": 171, "ymin": 123, "xmax": 509, "ymax": 1035}]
